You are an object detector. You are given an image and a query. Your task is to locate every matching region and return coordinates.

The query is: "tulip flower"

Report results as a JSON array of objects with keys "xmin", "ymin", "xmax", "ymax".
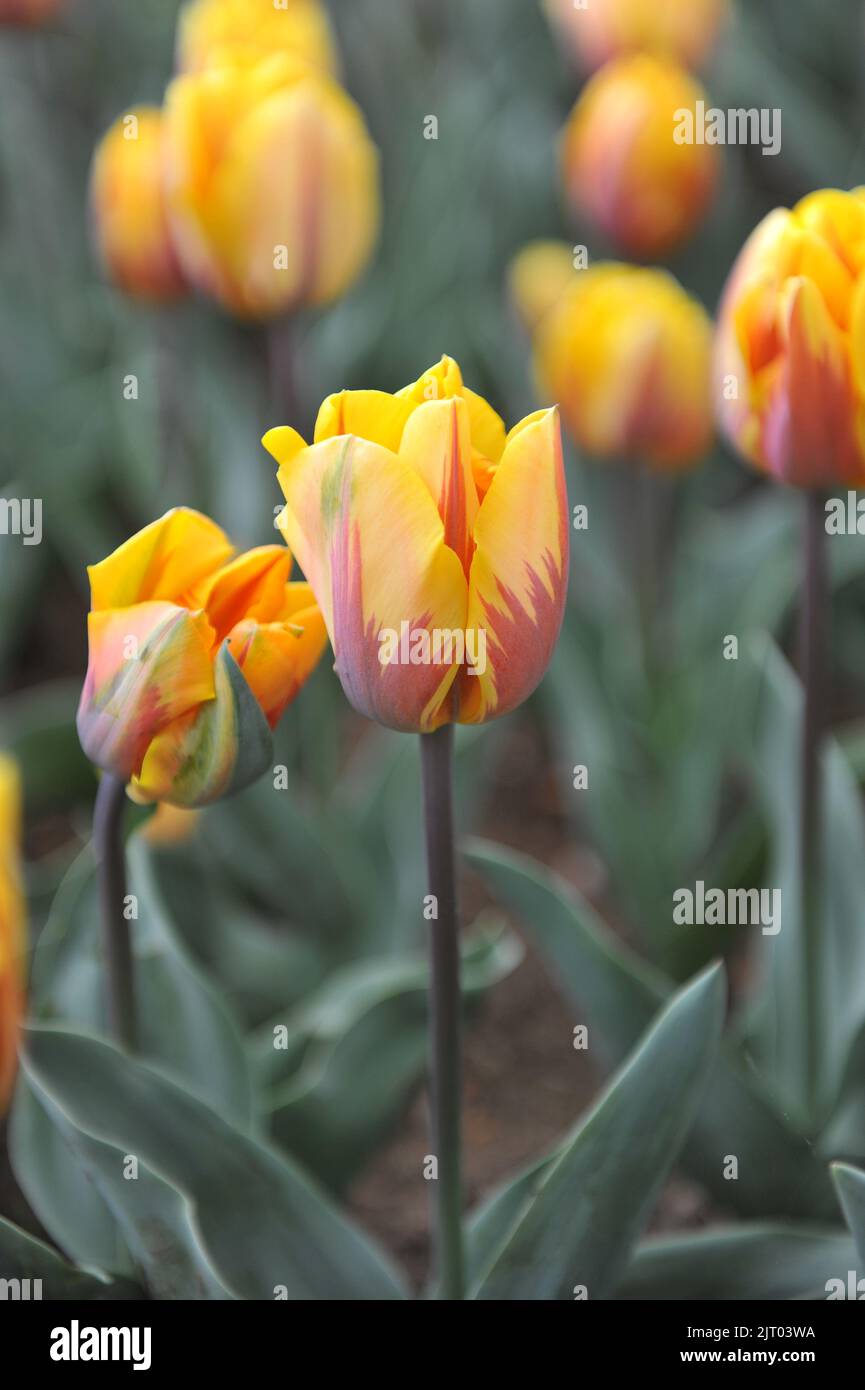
[
  {"xmin": 544, "ymin": 0, "xmax": 729, "ymax": 73},
  {"xmin": 89, "ymin": 106, "xmax": 189, "ymax": 305},
  {"xmin": 79, "ymin": 508, "xmax": 326, "ymax": 1052},
  {"xmin": 561, "ymin": 54, "xmax": 719, "ymax": 260},
  {"xmin": 177, "ymin": 0, "xmax": 337, "ymax": 78},
  {"xmin": 714, "ymin": 189, "xmax": 865, "ymax": 490},
  {"xmin": 511, "ymin": 243, "xmax": 713, "ymax": 471},
  {"xmin": 0, "ymin": 754, "xmax": 24, "ymax": 1113},
  {"xmin": 714, "ymin": 189, "xmax": 865, "ymax": 1125},
  {"xmin": 266, "ymin": 355, "xmax": 567, "ymax": 1299},
  {"xmin": 0, "ymin": 0, "xmax": 62, "ymax": 25},
  {"xmin": 163, "ymin": 54, "xmax": 379, "ymax": 320},
  {"xmin": 263, "ymin": 356, "xmax": 569, "ymax": 734},
  {"xmin": 77, "ymin": 507, "xmax": 327, "ymax": 808}
]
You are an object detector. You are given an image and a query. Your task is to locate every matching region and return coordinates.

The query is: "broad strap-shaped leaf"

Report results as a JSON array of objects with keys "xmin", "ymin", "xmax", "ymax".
[
  {"xmin": 22, "ymin": 1024, "xmax": 408, "ymax": 1301},
  {"xmin": 470, "ymin": 965, "xmax": 724, "ymax": 1301},
  {"xmin": 30, "ymin": 838, "xmax": 252, "ymax": 1127},
  {"xmin": 9, "ymin": 1073, "xmax": 130, "ymax": 1278},
  {"xmin": 467, "ymin": 838, "xmax": 836, "ymax": 1220},
  {"xmin": 747, "ymin": 637, "xmax": 865, "ymax": 1130},
  {"xmin": 616, "ymin": 1224, "xmax": 857, "ymax": 1301},
  {"xmin": 0, "ymin": 1216, "xmax": 141, "ymax": 1302},
  {"xmin": 832, "ymin": 1163, "xmax": 865, "ymax": 1265},
  {"xmin": 11, "ymin": 1071, "xmax": 231, "ymax": 1300},
  {"xmin": 260, "ymin": 924, "xmax": 521, "ymax": 1191}
]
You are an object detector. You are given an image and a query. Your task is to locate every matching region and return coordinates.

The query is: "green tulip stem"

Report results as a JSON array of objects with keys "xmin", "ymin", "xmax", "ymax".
[
  {"xmin": 93, "ymin": 774, "xmax": 137, "ymax": 1053},
  {"xmin": 799, "ymin": 489, "xmax": 828, "ymax": 1121},
  {"xmin": 420, "ymin": 724, "xmax": 465, "ymax": 1300}
]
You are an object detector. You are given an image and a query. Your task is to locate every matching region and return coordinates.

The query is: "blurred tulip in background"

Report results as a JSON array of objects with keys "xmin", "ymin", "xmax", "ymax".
[
  {"xmin": 163, "ymin": 53, "xmax": 380, "ymax": 320},
  {"xmin": 0, "ymin": 755, "xmax": 23, "ymax": 1114},
  {"xmin": 177, "ymin": 0, "xmax": 337, "ymax": 78},
  {"xmin": 511, "ymin": 243, "xmax": 713, "ymax": 470},
  {"xmin": 715, "ymin": 188, "xmax": 865, "ymax": 488},
  {"xmin": 0, "ymin": 0, "xmax": 62, "ymax": 26},
  {"xmin": 77, "ymin": 508, "xmax": 327, "ymax": 807},
  {"xmin": 544, "ymin": 0, "xmax": 730, "ymax": 73},
  {"xmin": 89, "ymin": 105, "xmax": 189, "ymax": 305},
  {"xmin": 561, "ymin": 54, "xmax": 719, "ymax": 260}
]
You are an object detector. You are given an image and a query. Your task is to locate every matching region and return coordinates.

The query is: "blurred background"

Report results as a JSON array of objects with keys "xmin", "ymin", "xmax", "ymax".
[{"xmin": 4, "ymin": 0, "xmax": 865, "ymax": 1286}]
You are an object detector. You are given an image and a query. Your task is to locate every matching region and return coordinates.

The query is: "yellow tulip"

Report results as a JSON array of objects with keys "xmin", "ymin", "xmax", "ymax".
[
  {"xmin": 544, "ymin": 0, "xmax": 729, "ymax": 72},
  {"xmin": 0, "ymin": 755, "xmax": 24, "ymax": 1114},
  {"xmin": 0, "ymin": 0, "xmax": 62, "ymax": 24},
  {"xmin": 715, "ymin": 189, "xmax": 865, "ymax": 488},
  {"xmin": 177, "ymin": 0, "xmax": 337, "ymax": 78},
  {"xmin": 90, "ymin": 106, "xmax": 189, "ymax": 305},
  {"xmin": 511, "ymin": 243, "xmax": 713, "ymax": 471},
  {"xmin": 561, "ymin": 54, "xmax": 719, "ymax": 260},
  {"xmin": 263, "ymin": 357, "xmax": 569, "ymax": 733},
  {"xmin": 163, "ymin": 54, "xmax": 379, "ymax": 319},
  {"xmin": 77, "ymin": 508, "xmax": 327, "ymax": 807}
]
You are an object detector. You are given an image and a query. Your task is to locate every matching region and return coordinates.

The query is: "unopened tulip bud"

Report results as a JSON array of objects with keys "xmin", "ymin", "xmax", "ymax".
[
  {"xmin": 561, "ymin": 54, "xmax": 719, "ymax": 260},
  {"xmin": 544, "ymin": 0, "xmax": 730, "ymax": 73},
  {"xmin": 716, "ymin": 189, "xmax": 865, "ymax": 488},
  {"xmin": 177, "ymin": 0, "xmax": 337, "ymax": 77},
  {"xmin": 90, "ymin": 107, "xmax": 189, "ymax": 304},
  {"xmin": 164, "ymin": 55, "xmax": 379, "ymax": 320},
  {"xmin": 511, "ymin": 245, "xmax": 713, "ymax": 472}
]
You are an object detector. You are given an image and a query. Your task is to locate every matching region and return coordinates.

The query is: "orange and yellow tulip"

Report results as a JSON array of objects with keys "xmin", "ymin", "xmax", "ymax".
[
  {"xmin": 715, "ymin": 189, "xmax": 865, "ymax": 488},
  {"xmin": 177, "ymin": 0, "xmax": 337, "ymax": 78},
  {"xmin": 0, "ymin": 0, "xmax": 62, "ymax": 25},
  {"xmin": 561, "ymin": 54, "xmax": 719, "ymax": 260},
  {"xmin": 77, "ymin": 508, "xmax": 327, "ymax": 807},
  {"xmin": 0, "ymin": 755, "xmax": 24, "ymax": 1113},
  {"xmin": 163, "ymin": 54, "xmax": 379, "ymax": 320},
  {"xmin": 511, "ymin": 243, "xmax": 713, "ymax": 471},
  {"xmin": 544, "ymin": 0, "xmax": 729, "ymax": 72},
  {"xmin": 264, "ymin": 357, "xmax": 569, "ymax": 733},
  {"xmin": 90, "ymin": 106, "xmax": 189, "ymax": 304}
]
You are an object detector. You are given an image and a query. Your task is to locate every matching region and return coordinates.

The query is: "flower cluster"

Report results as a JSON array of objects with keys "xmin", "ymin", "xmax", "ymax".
[{"xmin": 89, "ymin": 0, "xmax": 379, "ymax": 318}]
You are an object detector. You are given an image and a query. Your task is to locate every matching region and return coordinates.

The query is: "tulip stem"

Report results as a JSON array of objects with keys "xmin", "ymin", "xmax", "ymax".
[
  {"xmin": 93, "ymin": 774, "xmax": 137, "ymax": 1053},
  {"xmin": 420, "ymin": 725, "xmax": 465, "ymax": 1301},
  {"xmin": 266, "ymin": 318, "xmax": 301, "ymax": 431},
  {"xmin": 799, "ymin": 489, "xmax": 827, "ymax": 1121}
]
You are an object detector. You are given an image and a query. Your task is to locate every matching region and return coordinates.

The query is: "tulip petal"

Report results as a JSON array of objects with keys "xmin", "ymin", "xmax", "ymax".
[
  {"xmin": 208, "ymin": 75, "xmax": 379, "ymax": 315},
  {"xmin": 89, "ymin": 508, "xmax": 233, "ymax": 612},
  {"xmin": 398, "ymin": 357, "xmax": 507, "ymax": 463},
  {"xmin": 398, "ymin": 397, "xmax": 478, "ymax": 573},
  {"xmin": 77, "ymin": 602, "xmax": 217, "ymax": 782},
  {"xmin": 192, "ymin": 545, "xmax": 293, "ymax": 643},
  {"xmin": 313, "ymin": 389, "xmax": 413, "ymax": 451},
  {"xmin": 131, "ymin": 643, "xmax": 273, "ymax": 807},
  {"xmin": 228, "ymin": 585, "xmax": 328, "ymax": 728},
  {"xmin": 275, "ymin": 435, "xmax": 468, "ymax": 732},
  {"xmin": 763, "ymin": 277, "xmax": 865, "ymax": 486},
  {"xmin": 457, "ymin": 408, "xmax": 568, "ymax": 724}
]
